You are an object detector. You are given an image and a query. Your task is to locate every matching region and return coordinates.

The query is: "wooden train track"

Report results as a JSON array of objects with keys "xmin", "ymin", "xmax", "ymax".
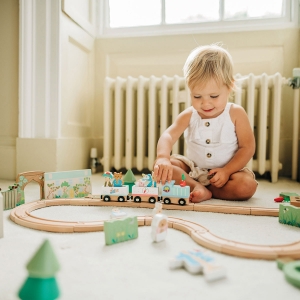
[{"xmin": 9, "ymin": 198, "xmax": 300, "ymax": 260}]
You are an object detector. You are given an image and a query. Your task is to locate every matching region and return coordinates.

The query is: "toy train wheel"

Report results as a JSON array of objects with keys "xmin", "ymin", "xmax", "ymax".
[
  {"xmin": 178, "ymin": 198, "xmax": 186, "ymax": 206},
  {"xmin": 134, "ymin": 196, "xmax": 141, "ymax": 203},
  {"xmin": 118, "ymin": 196, "xmax": 125, "ymax": 202},
  {"xmin": 149, "ymin": 197, "xmax": 156, "ymax": 204},
  {"xmin": 103, "ymin": 195, "xmax": 110, "ymax": 202},
  {"xmin": 164, "ymin": 198, "xmax": 171, "ymax": 204}
]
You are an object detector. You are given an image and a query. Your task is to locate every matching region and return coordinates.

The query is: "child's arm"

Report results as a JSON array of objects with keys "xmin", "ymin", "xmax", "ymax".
[
  {"xmin": 154, "ymin": 108, "xmax": 192, "ymax": 184},
  {"xmin": 209, "ymin": 104, "xmax": 255, "ymax": 188}
]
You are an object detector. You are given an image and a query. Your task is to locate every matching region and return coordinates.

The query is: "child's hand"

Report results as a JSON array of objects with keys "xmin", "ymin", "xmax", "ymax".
[
  {"xmin": 153, "ymin": 158, "xmax": 173, "ymax": 184},
  {"xmin": 208, "ymin": 168, "xmax": 230, "ymax": 188}
]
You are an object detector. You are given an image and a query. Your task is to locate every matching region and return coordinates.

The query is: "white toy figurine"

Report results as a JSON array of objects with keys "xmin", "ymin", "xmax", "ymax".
[
  {"xmin": 152, "ymin": 201, "xmax": 163, "ymax": 215},
  {"xmin": 151, "ymin": 213, "xmax": 168, "ymax": 242}
]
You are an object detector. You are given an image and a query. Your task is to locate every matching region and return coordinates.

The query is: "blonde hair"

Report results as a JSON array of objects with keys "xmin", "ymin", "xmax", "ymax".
[{"xmin": 183, "ymin": 44, "xmax": 234, "ymax": 90}]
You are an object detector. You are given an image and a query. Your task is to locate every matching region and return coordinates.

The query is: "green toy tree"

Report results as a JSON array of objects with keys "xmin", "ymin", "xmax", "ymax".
[
  {"xmin": 18, "ymin": 239, "xmax": 60, "ymax": 300},
  {"xmin": 123, "ymin": 169, "xmax": 136, "ymax": 193}
]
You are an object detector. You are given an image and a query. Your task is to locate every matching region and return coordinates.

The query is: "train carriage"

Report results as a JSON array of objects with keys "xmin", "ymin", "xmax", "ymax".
[
  {"xmin": 131, "ymin": 186, "xmax": 159, "ymax": 203},
  {"xmin": 101, "ymin": 186, "xmax": 130, "ymax": 202},
  {"xmin": 161, "ymin": 181, "xmax": 190, "ymax": 206}
]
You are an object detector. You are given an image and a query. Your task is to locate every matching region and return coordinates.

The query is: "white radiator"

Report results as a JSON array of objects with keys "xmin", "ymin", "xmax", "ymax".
[{"xmin": 102, "ymin": 73, "xmax": 286, "ymax": 182}]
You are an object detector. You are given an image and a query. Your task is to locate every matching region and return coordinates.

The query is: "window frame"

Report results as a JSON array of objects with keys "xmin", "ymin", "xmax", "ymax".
[{"xmin": 98, "ymin": 0, "xmax": 298, "ymax": 38}]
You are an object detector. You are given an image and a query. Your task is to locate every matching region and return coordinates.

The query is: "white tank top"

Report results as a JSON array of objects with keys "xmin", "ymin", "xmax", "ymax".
[{"xmin": 184, "ymin": 103, "xmax": 238, "ymax": 169}]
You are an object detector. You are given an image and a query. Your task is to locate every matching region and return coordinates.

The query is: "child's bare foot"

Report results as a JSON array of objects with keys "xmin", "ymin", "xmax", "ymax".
[{"xmin": 189, "ymin": 184, "xmax": 212, "ymax": 203}]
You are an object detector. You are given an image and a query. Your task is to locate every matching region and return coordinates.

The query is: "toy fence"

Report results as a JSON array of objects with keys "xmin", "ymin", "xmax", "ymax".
[
  {"xmin": 2, "ymin": 188, "xmax": 20, "ymax": 210},
  {"xmin": 102, "ymin": 73, "xmax": 288, "ymax": 182}
]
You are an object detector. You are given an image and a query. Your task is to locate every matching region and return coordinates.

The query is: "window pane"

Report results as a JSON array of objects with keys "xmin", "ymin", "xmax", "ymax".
[
  {"xmin": 109, "ymin": 0, "xmax": 161, "ymax": 28},
  {"xmin": 224, "ymin": 0, "xmax": 284, "ymax": 20},
  {"xmin": 165, "ymin": 0, "xmax": 219, "ymax": 24}
]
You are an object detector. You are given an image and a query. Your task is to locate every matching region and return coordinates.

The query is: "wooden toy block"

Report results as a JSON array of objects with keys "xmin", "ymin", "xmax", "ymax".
[
  {"xmin": 151, "ymin": 213, "xmax": 168, "ymax": 242},
  {"xmin": 44, "ymin": 169, "xmax": 92, "ymax": 199},
  {"xmin": 290, "ymin": 196, "xmax": 300, "ymax": 207},
  {"xmin": 279, "ymin": 203, "xmax": 300, "ymax": 228},
  {"xmin": 104, "ymin": 216, "xmax": 138, "ymax": 245},
  {"xmin": 170, "ymin": 249, "xmax": 226, "ymax": 281},
  {"xmin": 280, "ymin": 192, "xmax": 300, "ymax": 202},
  {"xmin": 0, "ymin": 191, "xmax": 3, "ymax": 238}
]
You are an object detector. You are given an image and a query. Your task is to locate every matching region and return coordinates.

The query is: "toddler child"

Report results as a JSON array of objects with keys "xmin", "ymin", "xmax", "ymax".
[{"xmin": 153, "ymin": 44, "xmax": 258, "ymax": 202}]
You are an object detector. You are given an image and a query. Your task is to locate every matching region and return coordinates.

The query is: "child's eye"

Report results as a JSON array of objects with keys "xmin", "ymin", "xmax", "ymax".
[
  {"xmin": 194, "ymin": 95, "xmax": 201, "ymax": 99},
  {"xmin": 210, "ymin": 95, "xmax": 219, "ymax": 99}
]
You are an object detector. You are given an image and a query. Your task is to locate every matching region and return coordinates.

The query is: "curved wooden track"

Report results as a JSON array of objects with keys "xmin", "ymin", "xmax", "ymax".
[{"xmin": 10, "ymin": 198, "xmax": 300, "ymax": 260}]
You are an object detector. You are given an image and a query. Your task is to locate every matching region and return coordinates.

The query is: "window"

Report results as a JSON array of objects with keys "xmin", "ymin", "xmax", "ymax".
[{"xmin": 99, "ymin": 0, "xmax": 297, "ymax": 37}]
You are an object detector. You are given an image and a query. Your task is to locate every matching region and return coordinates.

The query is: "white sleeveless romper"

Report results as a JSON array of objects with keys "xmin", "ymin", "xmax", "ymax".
[{"xmin": 184, "ymin": 102, "xmax": 238, "ymax": 169}]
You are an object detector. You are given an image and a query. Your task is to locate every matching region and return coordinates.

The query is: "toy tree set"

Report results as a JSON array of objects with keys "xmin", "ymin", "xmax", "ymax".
[{"xmin": 18, "ymin": 239, "xmax": 60, "ymax": 300}]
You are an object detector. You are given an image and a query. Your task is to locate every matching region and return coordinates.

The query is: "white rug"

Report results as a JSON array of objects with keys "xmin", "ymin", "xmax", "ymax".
[{"xmin": 0, "ymin": 174, "xmax": 300, "ymax": 300}]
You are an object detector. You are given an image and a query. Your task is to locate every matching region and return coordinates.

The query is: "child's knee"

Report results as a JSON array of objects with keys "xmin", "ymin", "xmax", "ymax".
[
  {"xmin": 236, "ymin": 177, "xmax": 257, "ymax": 200},
  {"xmin": 170, "ymin": 158, "xmax": 190, "ymax": 173}
]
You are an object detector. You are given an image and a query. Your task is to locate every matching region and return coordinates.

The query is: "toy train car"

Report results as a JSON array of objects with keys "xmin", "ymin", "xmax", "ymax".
[{"xmin": 100, "ymin": 180, "xmax": 190, "ymax": 206}]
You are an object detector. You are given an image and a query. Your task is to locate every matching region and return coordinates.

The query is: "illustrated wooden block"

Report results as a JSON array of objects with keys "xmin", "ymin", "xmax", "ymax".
[
  {"xmin": 290, "ymin": 196, "xmax": 300, "ymax": 207},
  {"xmin": 170, "ymin": 249, "xmax": 226, "ymax": 281},
  {"xmin": 44, "ymin": 169, "xmax": 92, "ymax": 199},
  {"xmin": 104, "ymin": 216, "xmax": 138, "ymax": 245},
  {"xmin": 279, "ymin": 204, "xmax": 300, "ymax": 228}
]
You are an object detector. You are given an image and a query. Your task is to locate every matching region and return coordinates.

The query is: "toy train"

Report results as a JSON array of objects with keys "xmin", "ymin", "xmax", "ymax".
[
  {"xmin": 100, "ymin": 177, "xmax": 190, "ymax": 206},
  {"xmin": 100, "ymin": 172, "xmax": 190, "ymax": 205}
]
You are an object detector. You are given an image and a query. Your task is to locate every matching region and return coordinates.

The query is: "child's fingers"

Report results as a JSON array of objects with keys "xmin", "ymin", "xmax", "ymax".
[
  {"xmin": 160, "ymin": 166, "xmax": 172, "ymax": 184},
  {"xmin": 153, "ymin": 164, "xmax": 160, "ymax": 178}
]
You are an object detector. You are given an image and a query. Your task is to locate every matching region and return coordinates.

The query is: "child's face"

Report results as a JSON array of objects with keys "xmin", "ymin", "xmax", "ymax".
[{"xmin": 190, "ymin": 78, "xmax": 231, "ymax": 119}]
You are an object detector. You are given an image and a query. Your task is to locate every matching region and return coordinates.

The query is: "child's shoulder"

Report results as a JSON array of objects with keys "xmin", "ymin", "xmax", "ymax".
[
  {"xmin": 229, "ymin": 103, "xmax": 249, "ymax": 122},
  {"xmin": 229, "ymin": 103, "xmax": 247, "ymax": 114}
]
